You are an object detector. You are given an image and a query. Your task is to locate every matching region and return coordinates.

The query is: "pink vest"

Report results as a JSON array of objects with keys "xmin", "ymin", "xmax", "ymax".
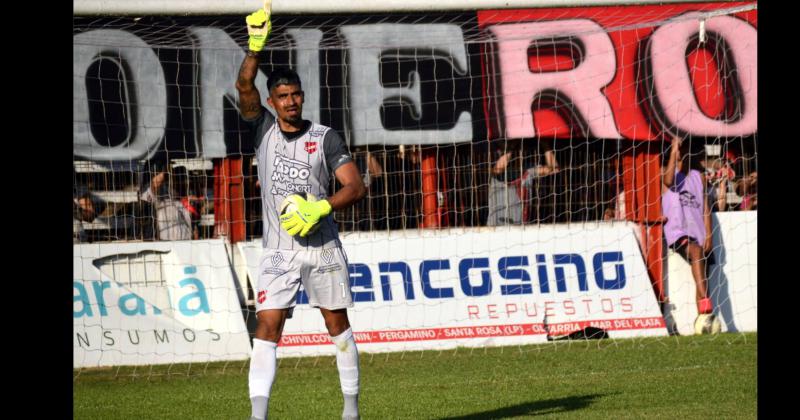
[{"xmin": 662, "ymin": 169, "xmax": 706, "ymax": 247}]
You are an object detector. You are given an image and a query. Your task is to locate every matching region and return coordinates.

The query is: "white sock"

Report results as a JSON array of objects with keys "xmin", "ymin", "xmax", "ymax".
[
  {"xmin": 330, "ymin": 328, "xmax": 360, "ymax": 417},
  {"xmin": 249, "ymin": 339, "xmax": 278, "ymax": 419}
]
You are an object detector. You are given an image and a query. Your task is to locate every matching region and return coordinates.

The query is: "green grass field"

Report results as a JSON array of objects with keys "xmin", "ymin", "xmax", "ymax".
[{"xmin": 74, "ymin": 333, "xmax": 756, "ymax": 419}]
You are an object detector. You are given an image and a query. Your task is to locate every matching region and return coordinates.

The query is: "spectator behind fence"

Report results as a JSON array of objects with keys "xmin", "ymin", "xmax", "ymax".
[
  {"xmin": 73, "ymin": 189, "xmax": 132, "ymax": 242},
  {"xmin": 486, "ymin": 139, "xmax": 559, "ymax": 226},
  {"xmin": 141, "ymin": 166, "xmax": 199, "ymax": 241},
  {"xmin": 704, "ymin": 155, "xmax": 735, "ymax": 212},
  {"xmin": 396, "ymin": 144, "xmax": 422, "ymax": 229},
  {"xmin": 603, "ymin": 189, "xmax": 626, "ymax": 221},
  {"xmin": 353, "ymin": 148, "xmax": 386, "ymax": 231},
  {"xmin": 351, "ymin": 145, "xmax": 422, "ymax": 231},
  {"xmin": 602, "ymin": 156, "xmax": 625, "ymax": 221},
  {"xmin": 360, "ymin": 149, "xmax": 384, "ymax": 189},
  {"xmin": 736, "ymin": 170, "xmax": 757, "ymax": 211},
  {"xmin": 73, "ymin": 191, "xmax": 103, "ymax": 242},
  {"xmin": 661, "ymin": 136, "xmax": 717, "ymax": 331}
]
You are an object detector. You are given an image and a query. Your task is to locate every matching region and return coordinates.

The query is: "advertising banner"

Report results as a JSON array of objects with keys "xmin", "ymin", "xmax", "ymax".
[
  {"xmin": 240, "ymin": 222, "xmax": 668, "ymax": 357},
  {"xmin": 74, "ymin": 239, "xmax": 251, "ymax": 367},
  {"xmin": 74, "ymin": 2, "xmax": 756, "ymax": 161}
]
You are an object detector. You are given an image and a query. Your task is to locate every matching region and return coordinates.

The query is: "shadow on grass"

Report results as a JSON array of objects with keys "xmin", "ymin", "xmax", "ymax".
[{"xmin": 439, "ymin": 393, "xmax": 606, "ymax": 419}]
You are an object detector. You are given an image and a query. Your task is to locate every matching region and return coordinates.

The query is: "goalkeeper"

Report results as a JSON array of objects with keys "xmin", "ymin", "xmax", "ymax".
[{"xmin": 236, "ymin": 4, "xmax": 366, "ymax": 420}]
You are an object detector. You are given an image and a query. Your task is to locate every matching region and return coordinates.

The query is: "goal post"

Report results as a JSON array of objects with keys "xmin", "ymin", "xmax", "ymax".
[{"xmin": 73, "ymin": 0, "xmax": 757, "ymax": 368}]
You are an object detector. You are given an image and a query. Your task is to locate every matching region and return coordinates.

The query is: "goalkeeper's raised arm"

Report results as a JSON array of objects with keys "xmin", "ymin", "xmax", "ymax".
[{"xmin": 236, "ymin": 6, "xmax": 272, "ymax": 121}]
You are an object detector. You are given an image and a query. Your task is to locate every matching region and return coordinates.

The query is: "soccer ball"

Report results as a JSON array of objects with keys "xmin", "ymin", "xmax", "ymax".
[
  {"xmin": 279, "ymin": 192, "xmax": 317, "ymax": 215},
  {"xmin": 694, "ymin": 313, "xmax": 722, "ymax": 335}
]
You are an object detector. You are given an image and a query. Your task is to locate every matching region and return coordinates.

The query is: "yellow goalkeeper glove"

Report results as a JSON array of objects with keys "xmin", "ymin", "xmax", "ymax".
[
  {"xmin": 280, "ymin": 196, "xmax": 332, "ymax": 237},
  {"xmin": 245, "ymin": 1, "xmax": 272, "ymax": 52}
]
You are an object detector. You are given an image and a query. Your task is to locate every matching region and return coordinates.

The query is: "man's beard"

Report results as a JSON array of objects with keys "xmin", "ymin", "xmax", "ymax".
[{"xmin": 284, "ymin": 112, "xmax": 302, "ymax": 124}]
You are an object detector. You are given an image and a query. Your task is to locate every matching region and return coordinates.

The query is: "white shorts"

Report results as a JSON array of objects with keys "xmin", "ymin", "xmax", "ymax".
[{"xmin": 255, "ymin": 247, "xmax": 354, "ymax": 315}]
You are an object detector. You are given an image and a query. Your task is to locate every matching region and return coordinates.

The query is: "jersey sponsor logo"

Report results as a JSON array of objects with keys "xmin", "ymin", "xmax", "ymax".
[
  {"xmin": 304, "ymin": 141, "xmax": 318, "ymax": 154},
  {"xmin": 258, "ymin": 290, "xmax": 267, "ymax": 304},
  {"xmin": 272, "ymin": 156, "xmax": 311, "ymax": 182},
  {"xmin": 270, "ymin": 155, "xmax": 314, "ymax": 197},
  {"xmin": 271, "ymin": 183, "xmax": 312, "ymax": 197},
  {"xmin": 321, "ymin": 249, "xmax": 334, "ymax": 264},
  {"xmin": 308, "ymin": 128, "xmax": 326, "ymax": 138}
]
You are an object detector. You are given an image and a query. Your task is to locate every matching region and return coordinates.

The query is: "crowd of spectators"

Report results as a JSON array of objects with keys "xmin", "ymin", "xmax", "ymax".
[{"xmin": 73, "ymin": 139, "xmax": 756, "ymax": 243}]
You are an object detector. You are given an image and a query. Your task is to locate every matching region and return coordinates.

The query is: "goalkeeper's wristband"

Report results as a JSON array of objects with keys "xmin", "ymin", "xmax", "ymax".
[
  {"xmin": 246, "ymin": 50, "xmax": 260, "ymax": 58},
  {"xmin": 249, "ymin": 37, "xmax": 268, "ymax": 52}
]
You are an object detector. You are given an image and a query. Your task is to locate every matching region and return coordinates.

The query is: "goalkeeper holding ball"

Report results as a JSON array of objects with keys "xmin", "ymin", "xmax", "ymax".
[{"xmin": 236, "ymin": 3, "xmax": 366, "ymax": 419}]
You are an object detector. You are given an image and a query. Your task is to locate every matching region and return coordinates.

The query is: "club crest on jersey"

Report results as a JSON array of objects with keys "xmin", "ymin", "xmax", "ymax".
[{"xmin": 304, "ymin": 141, "xmax": 318, "ymax": 154}]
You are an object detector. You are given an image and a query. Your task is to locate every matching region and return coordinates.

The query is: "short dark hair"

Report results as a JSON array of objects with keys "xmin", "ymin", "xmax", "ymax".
[
  {"xmin": 170, "ymin": 166, "xmax": 189, "ymax": 196},
  {"xmin": 267, "ymin": 68, "xmax": 302, "ymax": 92}
]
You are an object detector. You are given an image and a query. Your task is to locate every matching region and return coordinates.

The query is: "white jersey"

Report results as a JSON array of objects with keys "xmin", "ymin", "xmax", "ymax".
[
  {"xmin": 141, "ymin": 187, "xmax": 194, "ymax": 240},
  {"xmin": 247, "ymin": 107, "xmax": 353, "ymax": 250}
]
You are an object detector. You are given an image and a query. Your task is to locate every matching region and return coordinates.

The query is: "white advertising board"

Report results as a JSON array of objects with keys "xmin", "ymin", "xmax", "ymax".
[
  {"xmin": 240, "ymin": 222, "xmax": 668, "ymax": 357},
  {"xmin": 74, "ymin": 239, "xmax": 251, "ymax": 367}
]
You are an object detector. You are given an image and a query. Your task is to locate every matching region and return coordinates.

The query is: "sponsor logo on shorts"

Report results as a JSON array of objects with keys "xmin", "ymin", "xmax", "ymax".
[
  {"xmin": 258, "ymin": 290, "xmax": 267, "ymax": 304},
  {"xmin": 317, "ymin": 263, "xmax": 342, "ymax": 273},
  {"xmin": 272, "ymin": 252, "xmax": 284, "ymax": 267}
]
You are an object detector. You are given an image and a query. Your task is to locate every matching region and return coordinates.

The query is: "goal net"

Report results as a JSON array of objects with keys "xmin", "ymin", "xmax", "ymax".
[{"xmin": 73, "ymin": 0, "xmax": 757, "ymax": 370}]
